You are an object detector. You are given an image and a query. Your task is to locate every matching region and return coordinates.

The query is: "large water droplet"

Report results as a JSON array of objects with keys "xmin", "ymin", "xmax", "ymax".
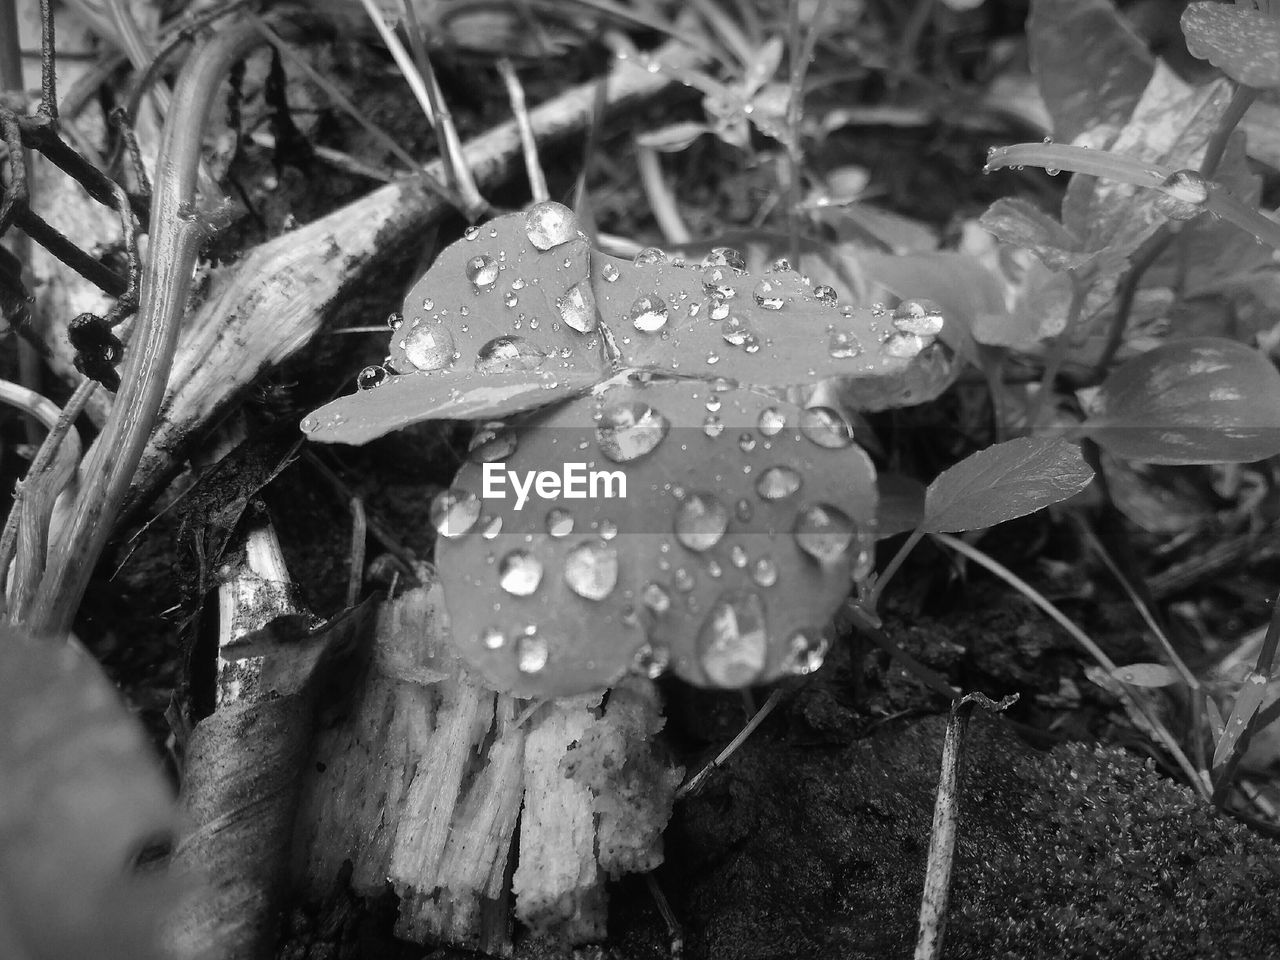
[
  {"xmin": 800, "ymin": 407, "xmax": 854, "ymax": 448},
  {"xmin": 466, "ymin": 254, "xmax": 500, "ymax": 289},
  {"xmin": 629, "ymin": 294, "xmax": 670, "ymax": 332},
  {"xmin": 757, "ymin": 407, "xmax": 786, "ymax": 436},
  {"xmin": 813, "ymin": 284, "xmax": 838, "ymax": 306},
  {"xmin": 698, "ymin": 591, "xmax": 768, "ymax": 686},
  {"xmin": 793, "ymin": 504, "xmax": 856, "ymax": 563},
  {"xmin": 499, "ymin": 550, "xmax": 544, "ymax": 595},
  {"xmin": 828, "ymin": 331, "xmax": 862, "ymax": 358},
  {"xmin": 753, "ymin": 279, "xmax": 784, "ymax": 310},
  {"xmin": 480, "ymin": 625, "xmax": 505, "ymax": 649},
  {"xmin": 601, "ymin": 262, "xmax": 621, "ymax": 282},
  {"xmin": 558, "ymin": 280, "xmax": 597, "ymax": 333},
  {"xmin": 703, "ymin": 415, "xmax": 724, "ymax": 438},
  {"xmin": 752, "ymin": 556, "xmax": 778, "ymax": 587},
  {"xmin": 525, "ymin": 201, "xmax": 578, "ymax": 250},
  {"xmin": 674, "ymin": 493, "xmax": 729, "ymax": 551},
  {"xmin": 357, "ymin": 365, "xmax": 387, "ymax": 390},
  {"xmin": 721, "ymin": 315, "xmax": 751, "ymax": 346},
  {"xmin": 431, "ymin": 488, "xmax": 481, "ymax": 537},
  {"xmin": 756, "ymin": 465, "xmax": 802, "ymax": 500},
  {"xmin": 516, "ymin": 626, "xmax": 549, "ymax": 673},
  {"xmin": 633, "ymin": 643, "xmax": 670, "ymax": 679},
  {"xmin": 784, "ymin": 630, "xmax": 829, "ymax": 675},
  {"xmin": 546, "ymin": 508, "xmax": 574, "ymax": 537},
  {"xmin": 701, "ymin": 246, "xmax": 746, "ymax": 272},
  {"xmin": 564, "ymin": 540, "xmax": 619, "ymax": 600},
  {"xmin": 769, "ymin": 257, "xmax": 792, "ymax": 273},
  {"xmin": 387, "ymin": 311, "xmax": 404, "ymax": 331},
  {"xmin": 468, "ymin": 422, "xmax": 518, "ymax": 462},
  {"xmin": 642, "ymin": 581, "xmax": 672, "ymax": 614},
  {"xmin": 634, "ymin": 246, "xmax": 667, "ymax": 266},
  {"xmin": 596, "ymin": 400, "xmax": 669, "ymax": 462},
  {"xmin": 892, "ymin": 300, "xmax": 945, "ymax": 337},
  {"xmin": 476, "ymin": 335, "xmax": 545, "ymax": 373},
  {"xmin": 882, "ymin": 332, "xmax": 928, "ymax": 358},
  {"xmin": 401, "ymin": 323, "xmax": 456, "ymax": 371},
  {"xmin": 702, "ymin": 265, "xmax": 737, "ymax": 300}
]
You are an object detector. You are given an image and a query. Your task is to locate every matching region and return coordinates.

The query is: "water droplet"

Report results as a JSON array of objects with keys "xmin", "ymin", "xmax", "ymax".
[
  {"xmin": 738, "ymin": 433, "xmax": 757, "ymax": 453},
  {"xmin": 564, "ymin": 540, "xmax": 619, "ymax": 600},
  {"xmin": 784, "ymin": 630, "xmax": 829, "ymax": 675},
  {"xmin": 476, "ymin": 335, "xmax": 545, "ymax": 373},
  {"xmin": 402, "ymin": 323, "xmax": 457, "ymax": 371},
  {"xmin": 468, "ymin": 423, "xmax": 518, "ymax": 462},
  {"xmin": 674, "ymin": 567, "xmax": 695, "ymax": 591},
  {"xmin": 709, "ymin": 300, "xmax": 730, "ymax": 321},
  {"xmin": 735, "ymin": 498, "xmax": 753, "ymax": 522},
  {"xmin": 703, "ymin": 415, "xmax": 724, "ymax": 438},
  {"xmin": 480, "ymin": 515, "xmax": 503, "ymax": 539},
  {"xmin": 633, "ymin": 643, "xmax": 670, "ymax": 679},
  {"xmin": 698, "ymin": 591, "xmax": 768, "ymax": 686},
  {"xmin": 634, "ymin": 246, "xmax": 667, "ymax": 266},
  {"xmin": 800, "ymin": 407, "xmax": 854, "ymax": 448},
  {"xmin": 706, "ymin": 352, "xmax": 720, "ymax": 365},
  {"xmin": 769, "ymin": 258, "xmax": 792, "ymax": 273},
  {"xmin": 357, "ymin": 365, "xmax": 387, "ymax": 390},
  {"xmin": 557, "ymin": 280, "xmax": 597, "ymax": 333},
  {"xmin": 546, "ymin": 508, "xmax": 574, "ymax": 537},
  {"xmin": 503, "ymin": 292, "xmax": 518, "ymax": 309},
  {"xmin": 794, "ymin": 504, "xmax": 856, "ymax": 563},
  {"xmin": 702, "ymin": 264, "xmax": 738, "ymax": 300},
  {"xmin": 701, "ymin": 247, "xmax": 746, "ymax": 272},
  {"xmin": 892, "ymin": 300, "xmax": 945, "ymax": 337},
  {"xmin": 629, "ymin": 294, "xmax": 670, "ymax": 332},
  {"xmin": 828, "ymin": 331, "xmax": 862, "ymax": 358},
  {"xmin": 601, "ymin": 262, "xmax": 621, "ymax": 282},
  {"xmin": 883, "ymin": 332, "xmax": 928, "ymax": 358},
  {"xmin": 525, "ymin": 201, "xmax": 578, "ymax": 250},
  {"xmin": 596, "ymin": 400, "xmax": 670, "ymax": 462},
  {"xmin": 757, "ymin": 407, "xmax": 786, "ymax": 436},
  {"xmin": 300, "ymin": 415, "xmax": 319, "ymax": 434},
  {"xmin": 499, "ymin": 550, "xmax": 543, "ymax": 595},
  {"xmin": 813, "ymin": 284, "xmax": 837, "ymax": 306},
  {"xmin": 431, "ymin": 488, "xmax": 481, "ymax": 537},
  {"xmin": 730, "ymin": 544, "xmax": 748, "ymax": 568},
  {"xmin": 387, "ymin": 311, "xmax": 404, "ymax": 331},
  {"xmin": 721, "ymin": 314, "xmax": 751, "ymax": 346},
  {"xmin": 756, "ymin": 465, "xmax": 802, "ymax": 500},
  {"xmin": 642, "ymin": 581, "xmax": 672, "ymax": 614},
  {"xmin": 480, "ymin": 625, "xmax": 505, "ymax": 649},
  {"xmin": 466, "ymin": 254, "xmax": 500, "ymax": 288},
  {"xmin": 752, "ymin": 556, "xmax": 778, "ymax": 587},
  {"xmin": 516, "ymin": 627, "xmax": 549, "ymax": 672},
  {"xmin": 674, "ymin": 493, "xmax": 729, "ymax": 551},
  {"xmin": 464, "ymin": 225, "xmax": 480, "ymax": 240},
  {"xmin": 753, "ymin": 279, "xmax": 784, "ymax": 310},
  {"xmin": 599, "ymin": 518, "xmax": 619, "ymax": 541}
]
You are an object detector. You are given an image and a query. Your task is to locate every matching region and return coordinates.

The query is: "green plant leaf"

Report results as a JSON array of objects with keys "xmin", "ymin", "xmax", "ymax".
[
  {"xmin": 979, "ymin": 198, "xmax": 1092, "ymax": 272},
  {"xmin": 1027, "ymin": 0, "xmax": 1153, "ymax": 143},
  {"xmin": 1183, "ymin": 2, "xmax": 1280, "ymax": 89},
  {"xmin": 921, "ymin": 437, "xmax": 1094, "ymax": 533},
  {"xmin": 1111, "ymin": 663, "xmax": 1180, "ymax": 688},
  {"xmin": 0, "ymin": 628, "xmax": 178, "ymax": 960},
  {"xmin": 1082, "ymin": 337, "xmax": 1280, "ymax": 464},
  {"xmin": 434, "ymin": 379, "xmax": 877, "ymax": 697},
  {"xmin": 1212, "ymin": 671, "xmax": 1268, "ymax": 769}
]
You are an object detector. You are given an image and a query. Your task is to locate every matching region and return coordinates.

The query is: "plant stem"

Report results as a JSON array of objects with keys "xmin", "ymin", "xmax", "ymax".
[
  {"xmin": 637, "ymin": 144, "xmax": 690, "ymax": 244},
  {"xmin": 866, "ymin": 526, "xmax": 924, "ymax": 610},
  {"xmin": 27, "ymin": 22, "xmax": 263, "ymax": 637},
  {"xmin": 1089, "ymin": 227, "xmax": 1173, "ymax": 384},
  {"xmin": 1200, "ymin": 83, "xmax": 1257, "ymax": 180}
]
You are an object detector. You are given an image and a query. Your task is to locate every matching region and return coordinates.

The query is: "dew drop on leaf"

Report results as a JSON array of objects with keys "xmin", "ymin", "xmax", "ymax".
[
  {"xmin": 701, "ymin": 246, "xmax": 746, "ymax": 272},
  {"xmin": 882, "ymin": 332, "xmax": 928, "ymax": 358},
  {"xmin": 499, "ymin": 550, "xmax": 543, "ymax": 595},
  {"xmin": 642, "ymin": 581, "xmax": 672, "ymax": 614},
  {"xmin": 387, "ymin": 311, "xmax": 404, "ymax": 330},
  {"xmin": 468, "ymin": 423, "xmax": 518, "ymax": 462},
  {"xmin": 431, "ymin": 488, "xmax": 481, "ymax": 538},
  {"xmin": 601, "ymin": 262, "xmax": 620, "ymax": 283},
  {"xmin": 799, "ymin": 407, "xmax": 854, "ymax": 448},
  {"xmin": 557, "ymin": 280, "xmax": 597, "ymax": 333},
  {"xmin": 793, "ymin": 504, "xmax": 856, "ymax": 562},
  {"xmin": 546, "ymin": 508, "xmax": 574, "ymax": 538},
  {"xmin": 769, "ymin": 258, "xmax": 792, "ymax": 273},
  {"xmin": 563, "ymin": 539, "xmax": 619, "ymax": 600},
  {"xmin": 466, "ymin": 254, "xmax": 500, "ymax": 289},
  {"xmin": 703, "ymin": 415, "xmax": 724, "ymax": 437},
  {"xmin": 475, "ymin": 335, "xmax": 546, "ymax": 373},
  {"xmin": 730, "ymin": 544, "xmax": 748, "ymax": 568},
  {"xmin": 751, "ymin": 556, "xmax": 778, "ymax": 587},
  {"xmin": 629, "ymin": 294, "xmax": 670, "ymax": 332},
  {"xmin": 721, "ymin": 315, "xmax": 751, "ymax": 345},
  {"xmin": 356, "ymin": 365, "xmax": 387, "ymax": 390},
  {"xmin": 813, "ymin": 284, "xmax": 838, "ymax": 306},
  {"xmin": 596, "ymin": 400, "xmax": 670, "ymax": 462},
  {"xmin": 702, "ymin": 265, "xmax": 738, "ymax": 300},
  {"xmin": 828, "ymin": 331, "xmax": 862, "ymax": 358},
  {"xmin": 633, "ymin": 642, "xmax": 670, "ymax": 679},
  {"xmin": 480, "ymin": 626, "xmax": 505, "ymax": 649},
  {"xmin": 525, "ymin": 200, "xmax": 578, "ymax": 250},
  {"xmin": 784, "ymin": 630, "xmax": 829, "ymax": 675},
  {"xmin": 892, "ymin": 300, "xmax": 945, "ymax": 337},
  {"xmin": 757, "ymin": 407, "xmax": 786, "ymax": 436},
  {"xmin": 480, "ymin": 515, "xmax": 502, "ymax": 539},
  {"xmin": 634, "ymin": 246, "xmax": 668, "ymax": 266},
  {"xmin": 756, "ymin": 465, "xmax": 802, "ymax": 500},
  {"xmin": 753, "ymin": 279, "xmax": 784, "ymax": 310},
  {"xmin": 735, "ymin": 498, "xmax": 754, "ymax": 522},
  {"xmin": 516, "ymin": 627, "xmax": 549, "ymax": 673},
  {"xmin": 401, "ymin": 323, "xmax": 456, "ymax": 371},
  {"xmin": 674, "ymin": 492, "xmax": 729, "ymax": 551},
  {"xmin": 464, "ymin": 225, "xmax": 480, "ymax": 240},
  {"xmin": 698, "ymin": 591, "xmax": 768, "ymax": 686},
  {"xmin": 738, "ymin": 433, "xmax": 757, "ymax": 453},
  {"xmin": 674, "ymin": 567, "xmax": 696, "ymax": 591}
]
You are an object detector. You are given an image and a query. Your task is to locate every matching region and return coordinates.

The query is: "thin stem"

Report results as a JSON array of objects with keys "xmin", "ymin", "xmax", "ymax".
[
  {"xmin": 357, "ymin": 0, "xmax": 436, "ymax": 125},
  {"xmin": 1025, "ymin": 271, "xmax": 1084, "ymax": 428},
  {"xmin": 28, "ymin": 22, "xmax": 264, "ymax": 637},
  {"xmin": 497, "ymin": 59, "xmax": 548, "ymax": 203},
  {"xmin": 1090, "ymin": 228, "xmax": 1174, "ymax": 383},
  {"xmin": 38, "ymin": 0, "xmax": 56, "ymax": 119},
  {"xmin": 676, "ymin": 685, "xmax": 786, "ymax": 799},
  {"xmin": 933, "ymin": 532, "xmax": 1209, "ymax": 800},
  {"xmin": 866, "ymin": 526, "xmax": 924, "ymax": 611},
  {"xmin": 636, "ymin": 144, "xmax": 690, "ymax": 244},
  {"xmin": 1200, "ymin": 84, "xmax": 1257, "ymax": 180}
]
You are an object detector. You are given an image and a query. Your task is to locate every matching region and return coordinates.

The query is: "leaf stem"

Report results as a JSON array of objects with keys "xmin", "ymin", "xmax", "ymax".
[
  {"xmin": 1199, "ymin": 83, "xmax": 1257, "ymax": 180},
  {"xmin": 866, "ymin": 526, "xmax": 924, "ymax": 610}
]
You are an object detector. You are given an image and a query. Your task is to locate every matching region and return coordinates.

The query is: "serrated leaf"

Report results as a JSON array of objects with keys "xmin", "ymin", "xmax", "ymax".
[
  {"xmin": 979, "ymin": 198, "xmax": 1092, "ymax": 272},
  {"xmin": 1183, "ymin": 2, "xmax": 1280, "ymax": 89},
  {"xmin": 1083, "ymin": 337, "xmax": 1280, "ymax": 464},
  {"xmin": 0, "ymin": 628, "xmax": 178, "ymax": 960},
  {"xmin": 434, "ymin": 379, "xmax": 877, "ymax": 697},
  {"xmin": 1111, "ymin": 662, "xmax": 1180, "ymax": 688},
  {"xmin": 1212, "ymin": 671, "xmax": 1268, "ymax": 768},
  {"xmin": 1028, "ymin": 0, "xmax": 1153, "ymax": 143},
  {"xmin": 921, "ymin": 436, "xmax": 1094, "ymax": 533}
]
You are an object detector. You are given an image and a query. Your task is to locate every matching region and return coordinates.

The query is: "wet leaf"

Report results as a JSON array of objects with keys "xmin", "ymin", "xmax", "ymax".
[
  {"xmin": 1111, "ymin": 663, "xmax": 1180, "ymax": 688},
  {"xmin": 1027, "ymin": 0, "xmax": 1153, "ymax": 143},
  {"xmin": 1212, "ymin": 671, "xmax": 1268, "ymax": 769},
  {"xmin": 922, "ymin": 437, "xmax": 1094, "ymax": 533},
  {"xmin": 1083, "ymin": 337, "xmax": 1280, "ymax": 464},
  {"xmin": 979, "ymin": 198, "xmax": 1091, "ymax": 272},
  {"xmin": 0, "ymin": 628, "xmax": 178, "ymax": 960},
  {"xmin": 1183, "ymin": 2, "xmax": 1280, "ymax": 89},
  {"xmin": 434, "ymin": 380, "xmax": 877, "ymax": 697}
]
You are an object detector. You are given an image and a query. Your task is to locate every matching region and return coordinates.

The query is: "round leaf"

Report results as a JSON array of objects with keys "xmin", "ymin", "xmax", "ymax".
[
  {"xmin": 435, "ymin": 378, "xmax": 878, "ymax": 697},
  {"xmin": 922, "ymin": 436, "xmax": 1094, "ymax": 533},
  {"xmin": 1183, "ymin": 2, "xmax": 1280, "ymax": 89},
  {"xmin": 1083, "ymin": 337, "xmax": 1280, "ymax": 464}
]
